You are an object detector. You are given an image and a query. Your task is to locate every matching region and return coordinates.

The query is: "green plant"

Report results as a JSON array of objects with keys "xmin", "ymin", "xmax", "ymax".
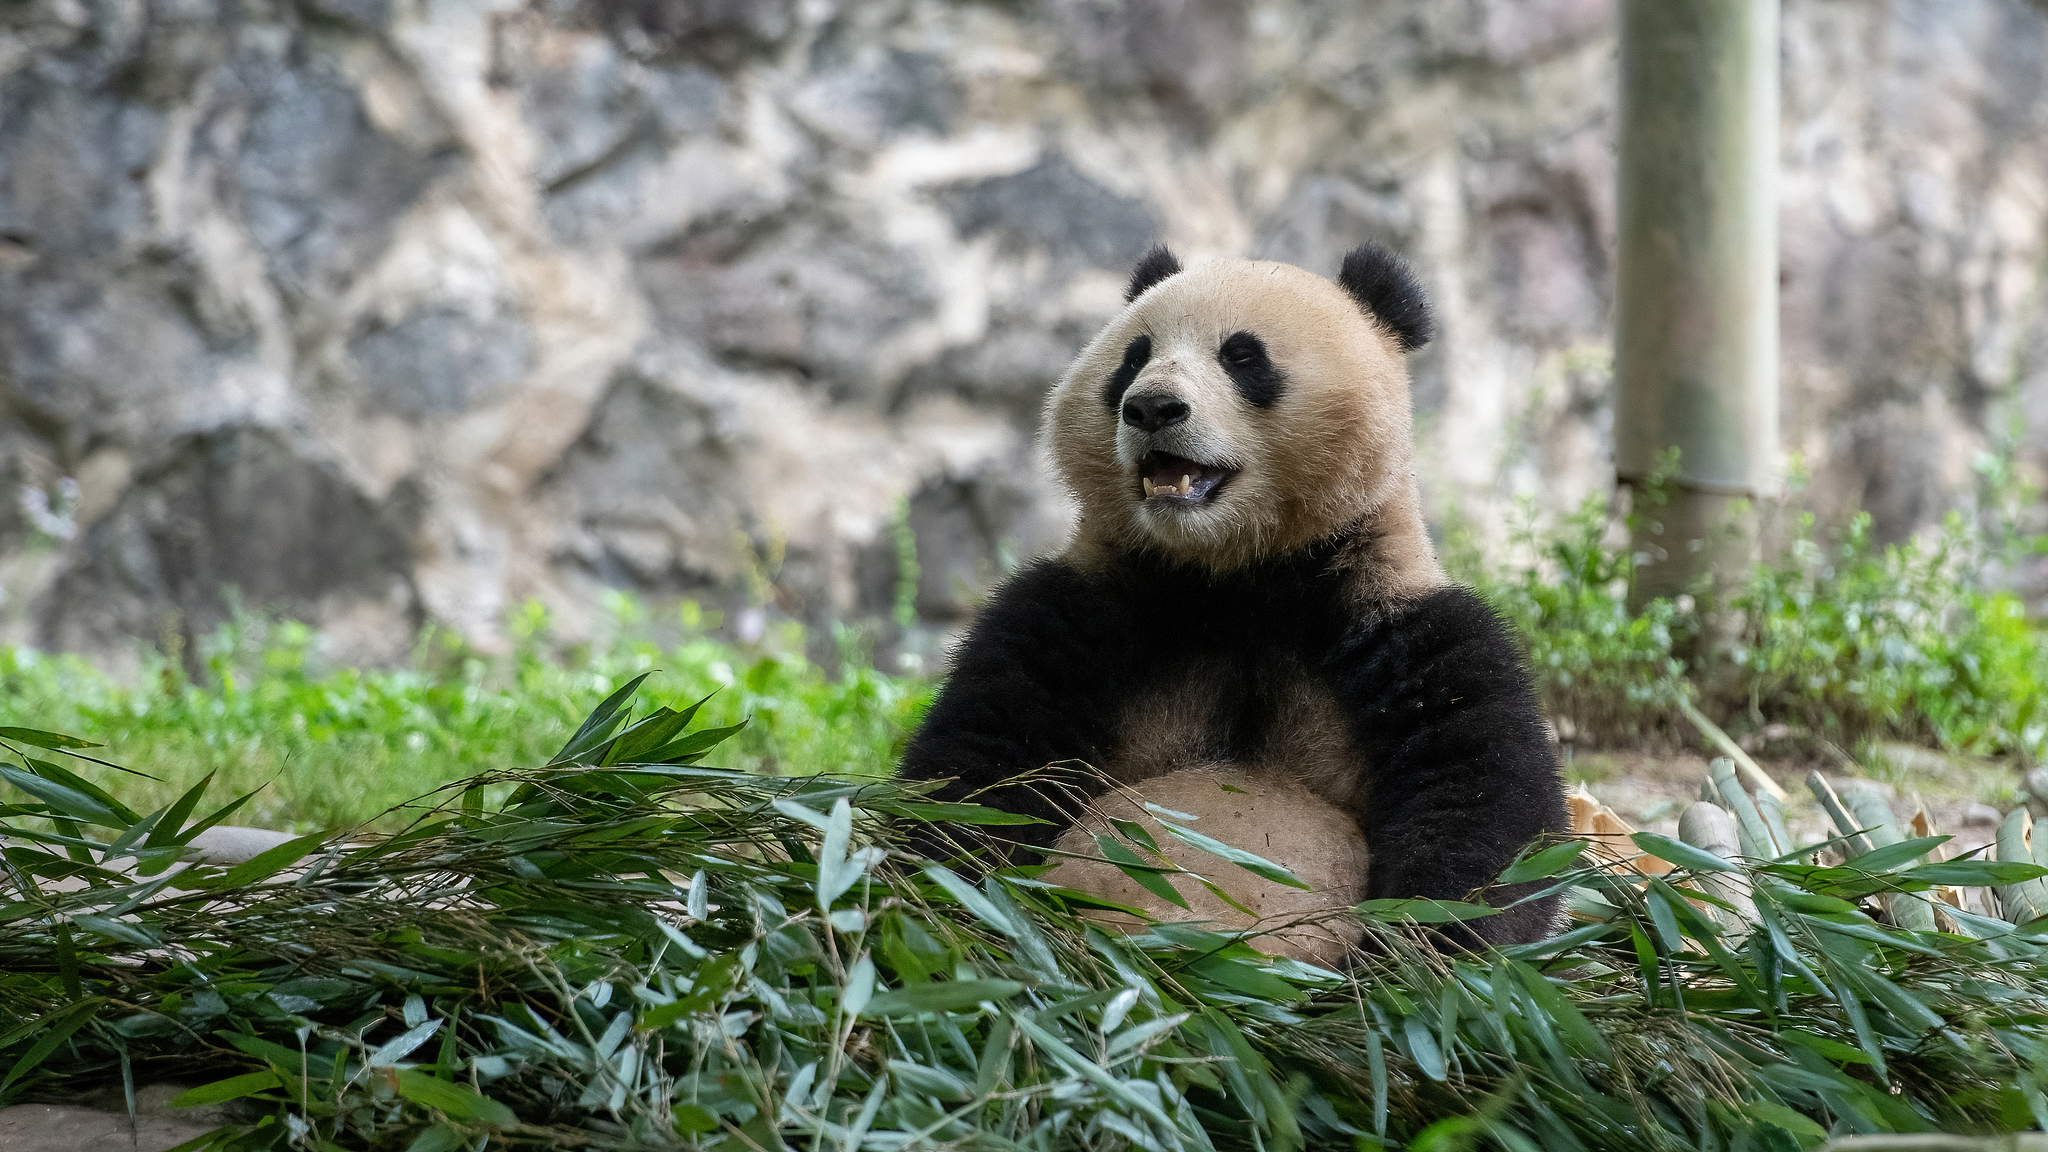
[
  {"xmin": 11, "ymin": 681, "xmax": 2048, "ymax": 1149},
  {"xmin": 1454, "ymin": 488, "xmax": 2046, "ymax": 760},
  {"xmin": 891, "ymin": 494, "xmax": 923, "ymax": 631},
  {"xmin": 1730, "ymin": 512, "xmax": 2045, "ymax": 760}
]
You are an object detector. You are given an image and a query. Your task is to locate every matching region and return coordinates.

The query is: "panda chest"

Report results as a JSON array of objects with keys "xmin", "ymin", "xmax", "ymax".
[
  {"xmin": 1048, "ymin": 659, "xmax": 1372, "ymax": 962},
  {"xmin": 1100, "ymin": 657, "xmax": 1363, "ymax": 795}
]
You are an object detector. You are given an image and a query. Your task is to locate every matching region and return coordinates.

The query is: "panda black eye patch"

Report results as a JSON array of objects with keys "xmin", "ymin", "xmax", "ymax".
[
  {"xmin": 1218, "ymin": 331, "xmax": 1285, "ymax": 408},
  {"xmin": 1101, "ymin": 335, "xmax": 1152, "ymax": 409}
]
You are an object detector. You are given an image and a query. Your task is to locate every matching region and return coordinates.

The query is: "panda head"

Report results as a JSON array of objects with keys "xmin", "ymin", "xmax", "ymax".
[{"xmin": 1045, "ymin": 243, "xmax": 1435, "ymax": 573}]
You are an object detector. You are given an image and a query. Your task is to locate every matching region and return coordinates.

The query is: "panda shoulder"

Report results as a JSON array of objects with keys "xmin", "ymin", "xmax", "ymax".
[
  {"xmin": 948, "ymin": 558, "xmax": 1119, "ymax": 656},
  {"xmin": 1382, "ymin": 585, "xmax": 1527, "ymax": 649},
  {"xmin": 1338, "ymin": 584, "xmax": 1535, "ymax": 680},
  {"xmin": 1385, "ymin": 584, "xmax": 1515, "ymax": 635},
  {"xmin": 980, "ymin": 557, "xmax": 1097, "ymax": 614}
]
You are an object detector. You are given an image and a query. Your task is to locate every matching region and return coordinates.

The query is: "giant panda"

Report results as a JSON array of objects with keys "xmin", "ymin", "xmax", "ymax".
[{"xmin": 896, "ymin": 244, "xmax": 1566, "ymax": 960}]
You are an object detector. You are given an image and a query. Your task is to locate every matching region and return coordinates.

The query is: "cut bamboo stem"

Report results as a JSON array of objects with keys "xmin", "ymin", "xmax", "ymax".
[
  {"xmin": 1755, "ymin": 788, "xmax": 1798, "ymax": 863},
  {"xmin": 1678, "ymin": 800, "xmax": 1756, "ymax": 936},
  {"xmin": 1805, "ymin": 771, "xmax": 1875, "ymax": 859},
  {"xmin": 1843, "ymin": 786, "xmax": 1937, "ymax": 933},
  {"xmin": 1709, "ymin": 756, "xmax": 1778, "ymax": 857}
]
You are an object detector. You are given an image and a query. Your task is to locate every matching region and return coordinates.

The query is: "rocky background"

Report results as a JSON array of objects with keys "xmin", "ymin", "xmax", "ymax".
[{"xmin": 2, "ymin": 0, "xmax": 2045, "ymax": 670}]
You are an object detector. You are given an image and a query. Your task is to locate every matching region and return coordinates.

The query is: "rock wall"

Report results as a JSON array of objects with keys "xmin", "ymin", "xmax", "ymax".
[{"xmin": 3, "ymin": 0, "xmax": 2045, "ymax": 667}]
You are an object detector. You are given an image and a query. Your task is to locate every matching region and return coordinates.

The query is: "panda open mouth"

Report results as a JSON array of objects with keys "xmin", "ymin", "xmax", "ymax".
[{"xmin": 1137, "ymin": 452, "xmax": 1235, "ymax": 504}]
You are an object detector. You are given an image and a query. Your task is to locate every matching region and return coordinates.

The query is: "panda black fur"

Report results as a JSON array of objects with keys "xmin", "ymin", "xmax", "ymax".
[{"xmin": 898, "ymin": 243, "xmax": 1566, "ymax": 958}]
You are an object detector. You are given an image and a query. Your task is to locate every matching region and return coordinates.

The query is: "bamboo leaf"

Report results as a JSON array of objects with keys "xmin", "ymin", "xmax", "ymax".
[
  {"xmin": 0, "ymin": 765, "xmax": 126, "ymax": 828},
  {"xmin": 1158, "ymin": 822, "xmax": 1310, "ymax": 890},
  {"xmin": 1632, "ymin": 831, "xmax": 1740, "ymax": 873},
  {"xmin": 169, "ymin": 1071, "xmax": 285, "ymax": 1107},
  {"xmin": 1850, "ymin": 835, "xmax": 1949, "ymax": 874},
  {"xmin": 370, "ymin": 1019, "xmax": 445, "ymax": 1067},
  {"xmin": 639, "ymin": 722, "xmax": 748, "ymax": 765},
  {"xmin": 841, "ymin": 954, "xmax": 877, "ymax": 1019},
  {"xmin": 1510, "ymin": 962, "xmax": 1608, "ymax": 1060},
  {"xmin": 816, "ymin": 797, "xmax": 855, "ymax": 910},
  {"xmin": 922, "ymin": 864, "xmax": 1019, "ymax": 935},
  {"xmin": 1012, "ymin": 1015, "xmax": 1178, "ymax": 1130},
  {"xmin": 1497, "ymin": 838, "xmax": 1587, "ymax": 885},
  {"xmin": 1109, "ymin": 817, "xmax": 1162, "ymax": 854},
  {"xmin": 1186, "ymin": 956, "xmax": 1304, "ymax": 1001},
  {"xmin": 1831, "ymin": 977, "xmax": 1889, "ymax": 1084},
  {"xmin": 1643, "ymin": 882, "xmax": 1686, "ymax": 952},
  {"xmin": 1798, "ymin": 914, "xmax": 1943, "ymax": 956},
  {"xmin": 1094, "ymin": 834, "xmax": 1190, "ymax": 910},
  {"xmin": 144, "ymin": 766, "xmax": 220, "ymax": 848},
  {"xmin": 1402, "ymin": 1015, "xmax": 1447, "ymax": 1082},
  {"xmin": 393, "ymin": 1069, "xmax": 517, "ymax": 1128},
  {"xmin": 548, "ymin": 673, "xmax": 653, "ymax": 766},
  {"xmin": 1906, "ymin": 860, "xmax": 2048, "ymax": 887},
  {"xmin": 16, "ymin": 758, "xmax": 140, "ymax": 824},
  {"xmin": 68, "ymin": 914, "xmax": 158, "ymax": 947},
  {"xmin": 1356, "ymin": 898, "xmax": 1501, "ymax": 924},
  {"xmin": 1777, "ymin": 1028, "xmax": 1872, "ymax": 1065},
  {"xmin": 603, "ymin": 695, "xmax": 712, "ymax": 763},
  {"xmin": 0, "ymin": 726, "xmax": 102, "ymax": 750},
  {"xmin": 195, "ymin": 832, "xmax": 329, "ymax": 890},
  {"xmin": 1105, "ymin": 1013, "xmax": 1190, "ymax": 1058},
  {"xmin": 0, "ymin": 999, "xmax": 103, "ymax": 1094},
  {"xmin": 860, "ymin": 979, "xmax": 1023, "ymax": 1018},
  {"xmin": 880, "ymin": 802, "xmax": 1050, "ymax": 826}
]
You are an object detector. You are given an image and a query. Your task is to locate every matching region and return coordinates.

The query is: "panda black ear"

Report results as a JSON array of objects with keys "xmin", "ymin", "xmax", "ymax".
[
  {"xmin": 1125, "ymin": 245, "xmax": 1183, "ymax": 303},
  {"xmin": 1337, "ymin": 243, "xmax": 1434, "ymax": 352}
]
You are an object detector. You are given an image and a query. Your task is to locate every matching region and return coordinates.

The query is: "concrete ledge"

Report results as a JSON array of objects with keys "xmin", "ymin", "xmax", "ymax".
[{"xmin": 0, "ymin": 1103, "xmax": 221, "ymax": 1151}]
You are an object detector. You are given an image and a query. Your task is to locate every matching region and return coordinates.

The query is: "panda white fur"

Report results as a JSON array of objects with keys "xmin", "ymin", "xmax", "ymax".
[{"xmin": 898, "ymin": 245, "xmax": 1565, "ymax": 961}]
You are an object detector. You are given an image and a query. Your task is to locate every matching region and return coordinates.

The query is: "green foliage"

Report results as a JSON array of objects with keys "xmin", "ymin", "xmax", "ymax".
[
  {"xmin": 9, "ymin": 685, "xmax": 2048, "ymax": 1150},
  {"xmin": 0, "ymin": 596, "xmax": 931, "ymax": 832},
  {"xmin": 1454, "ymin": 495, "xmax": 2047, "ymax": 760},
  {"xmin": 1732, "ymin": 511, "xmax": 2044, "ymax": 758}
]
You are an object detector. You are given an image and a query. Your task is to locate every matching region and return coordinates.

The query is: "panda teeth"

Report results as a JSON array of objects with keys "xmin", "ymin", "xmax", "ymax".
[{"xmin": 1179, "ymin": 474, "xmax": 1191, "ymax": 495}]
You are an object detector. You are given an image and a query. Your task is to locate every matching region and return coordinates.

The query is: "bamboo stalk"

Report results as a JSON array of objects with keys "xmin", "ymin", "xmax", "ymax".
[
  {"xmin": 1755, "ymin": 787, "xmax": 1798, "ymax": 862},
  {"xmin": 1994, "ymin": 808, "xmax": 2047, "ymax": 924},
  {"xmin": 1844, "ymin": 788, "xmax": 1902, "ymax": 852},
  {"xmin": 1679, "ymin": 800, "xmax": 1756, "ymax": 935},
  {"xmin": 1708, "ymin": 756, "xmax": 1778, "ymax": 857},
  {"xmin": 1804, "ymin": 771, "xmax": 1875, "ymax": 858},
  {"xmin": 1615, "ymin": 0, "xmax": 1779, "ymax": 604},
  {"xmin": 1842, "ymin": 787, "xmax": 1937, "ymax": 932}
]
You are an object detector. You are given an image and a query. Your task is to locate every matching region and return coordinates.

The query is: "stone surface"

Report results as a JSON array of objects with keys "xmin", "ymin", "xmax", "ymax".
[
  {"xmin": 2, "ymin": 0, "xmax": 2045, "ymax": 664},
  {"xmin": 0, "ymin": 1083, "xmax": 226, "ymax": 1152}
]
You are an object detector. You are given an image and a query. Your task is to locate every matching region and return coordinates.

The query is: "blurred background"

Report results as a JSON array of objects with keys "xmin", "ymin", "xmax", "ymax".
[{"xmin": 2, "ymin": 0, "xmax": 2045, "ymax": 674}]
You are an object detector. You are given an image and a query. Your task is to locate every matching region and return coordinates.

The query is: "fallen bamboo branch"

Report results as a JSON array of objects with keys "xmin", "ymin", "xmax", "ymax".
[{"xmin": 1676, "ymin": 696, "xmax": 1789, "ymax": 802}]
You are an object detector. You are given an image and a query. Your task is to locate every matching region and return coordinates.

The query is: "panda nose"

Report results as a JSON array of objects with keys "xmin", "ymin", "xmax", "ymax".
[{"xmin": 1122, "ymin": 394, "xmax": 1189, "ymax": 432}]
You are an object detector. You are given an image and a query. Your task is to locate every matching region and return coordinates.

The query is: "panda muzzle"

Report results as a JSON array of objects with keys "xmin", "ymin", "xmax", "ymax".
[{"xmin": 1137, "ymin": 451, "xmax": 1234, "ymax": 503}]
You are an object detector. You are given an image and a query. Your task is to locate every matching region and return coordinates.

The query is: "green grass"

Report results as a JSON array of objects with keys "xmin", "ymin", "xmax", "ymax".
[{"xmin": 0, "ymin": 597, "xmax": 931, "ymax": 833}]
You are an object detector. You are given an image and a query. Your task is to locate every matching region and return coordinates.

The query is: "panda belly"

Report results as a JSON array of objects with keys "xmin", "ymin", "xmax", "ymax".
[
  {"xmin": 1041, "ymin": 667, "xmax": 1370, "ymax": 964},
  {"xmin": 1043, "ymin": 767, "xmax": 1369, "ymax": 964}
]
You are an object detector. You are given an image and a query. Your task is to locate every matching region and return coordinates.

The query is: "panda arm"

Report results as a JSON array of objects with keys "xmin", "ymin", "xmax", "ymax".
[
  {"xmin": 1323, "ymin": 586, "xmax": 1566, "ymax": 944},
  {"xmin": 897, "ymin": 559, "xmax": 1138, "ymax": 853}
]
